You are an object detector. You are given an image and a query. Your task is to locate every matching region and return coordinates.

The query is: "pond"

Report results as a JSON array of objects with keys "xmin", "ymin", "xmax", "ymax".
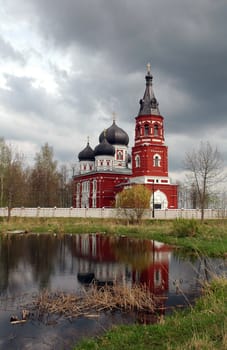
[{"xmin": 0, "ymin": 233, "xmax": 226, "ymax": 349}]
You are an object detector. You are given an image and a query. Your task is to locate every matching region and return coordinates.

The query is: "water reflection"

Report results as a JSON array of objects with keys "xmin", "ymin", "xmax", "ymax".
[{"xmin": 0, "ymin": 233, "xmax": 226, "ymax": 349}]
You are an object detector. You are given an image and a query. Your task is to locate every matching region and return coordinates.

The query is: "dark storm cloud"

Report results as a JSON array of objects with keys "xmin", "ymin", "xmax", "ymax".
[
  {"xmin": 0, "ymin": 74, "xmax": 80, "ymax": 149},
  {"xmin": 0, "ymin": 74, "xmax": 76, "ymax": 126},
  {"xmin": 3, "ymin": 0, "xmax": 227, "ymax": 172},
  {"xmin": 0, "ymin": 75, "xmax": 50, "ymax": 116},
  {"xmin": 25, "ymin": 1, "xmax": 227, "ymax": 70},
  {"xmin": 26, "ymin": 0, "xmax": 227, "ymax": 122}
]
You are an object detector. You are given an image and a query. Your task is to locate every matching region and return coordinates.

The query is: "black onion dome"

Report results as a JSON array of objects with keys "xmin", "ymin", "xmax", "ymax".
[
  {"xmin": 99, "ymin": 121, "xmax": 129, "ymax": 146},
  {"xmin": 78, "ymin": 142, "xmax": 95, "ymax": 161},
  {"xmin": 94, "ymin": 137, "xmax": 115, "ymax": 157}
]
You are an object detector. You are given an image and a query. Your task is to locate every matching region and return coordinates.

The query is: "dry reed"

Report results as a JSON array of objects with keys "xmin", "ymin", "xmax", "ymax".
[{"xmin": 30, "ymin": 283, "xmax": 161, "ymax": 320}]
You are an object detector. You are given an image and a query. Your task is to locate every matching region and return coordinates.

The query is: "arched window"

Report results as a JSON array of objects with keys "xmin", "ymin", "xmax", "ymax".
[
  {"xmin": 144, "ymin": 124, "xmax": 149, "ymax": 136},
  {"xmin": 154, "ymin": 124, "xmax": 159, "ymax": 136},
  {"xmin": 153, "ymin": 154, "xmax": 161, "ymax": 167},
  {"xmin": 136, "ymin": 126, "xmax": 140, "ymax": 137},
  {"xmin": 135, "ymin": 155, "xmax": 140, "ymax": 168},
  {"xmin": 117, "ymin": 150, "xmax": 123, "ymax": 160},
  {"xmin": 93, "ymin": 180, "xmax": 97, "ymax": 192}
]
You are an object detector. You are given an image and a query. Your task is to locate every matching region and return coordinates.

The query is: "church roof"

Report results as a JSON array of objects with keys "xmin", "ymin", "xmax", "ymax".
[
  {"xmin": 138, "ymin": 63, "xmax": 160, "ymax": 116},
  {"xmin": 94, "ymin": 133, "xmax": 115, "ymax": 157},
  {"xmin": 78, "ymin": 141, "xmax": 95, "ymax": 161},
  {"xmin": 99, "ymin": 120, "xmax": 129, "ymax": 146}
]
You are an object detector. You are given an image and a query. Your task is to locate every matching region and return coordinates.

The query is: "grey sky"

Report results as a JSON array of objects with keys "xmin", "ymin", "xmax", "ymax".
[{"xmin": 0, "ymin": 0, "xmax": 227, "ymax": 180}]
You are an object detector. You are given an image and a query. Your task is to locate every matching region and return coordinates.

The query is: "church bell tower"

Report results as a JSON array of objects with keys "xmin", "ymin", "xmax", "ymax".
[{"xmin": 131, "ymin": 64, "xmax": 177, "ymax": 209}]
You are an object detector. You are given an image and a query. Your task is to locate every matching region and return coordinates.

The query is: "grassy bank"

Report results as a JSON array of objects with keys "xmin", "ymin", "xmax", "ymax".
[
  {"xmin": 0, "ymin": 216, "xmax": 227, "ymax": 257},
  {"xmin": 75, "ymin": 277, "xmax": 227, "ymax": 350}
]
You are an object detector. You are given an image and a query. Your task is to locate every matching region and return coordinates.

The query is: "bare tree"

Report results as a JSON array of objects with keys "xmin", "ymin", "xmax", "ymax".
[
  {"xmin": 29, "ymin": 143, "xmax": 60, "ymax": 207},
  {"xmin": 58, "ymin": 164, "xmax": 73, "ymax": 207},
  {"xmin": 184, "ymin": 141, "xmax": 224, "ymax": 220},
  {"xmin": 0, "ymin": 138, "xmax": 28, "ymax": 219},
  {"xmin": 0, "ymin": 139, "xmax": 74, "ymax": 210},
  {"xmin": 0, "ymin": 138, "xmax": 11, "ymax": 207}
]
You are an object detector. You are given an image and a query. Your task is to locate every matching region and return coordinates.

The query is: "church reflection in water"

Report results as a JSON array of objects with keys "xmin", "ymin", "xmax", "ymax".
[
  {"xmin": 0, "ymin": 233, "xmax": 226, "ymax": 349},
  {"xmin": 0, "ymin": 233, "xmax": 225, "ymax": 305},
  {"xmin": 74, "ymin": 234, "xmax": 171, "ymax": 296},
  {"xmin": 70, "ymin": 233, "xmax": 226, "ymax": 310}
]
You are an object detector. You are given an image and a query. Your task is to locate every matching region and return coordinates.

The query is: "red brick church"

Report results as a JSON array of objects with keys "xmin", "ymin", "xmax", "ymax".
[{"xmin": 73, "ymin": 65, "xmax": 178, "ymax": 210}]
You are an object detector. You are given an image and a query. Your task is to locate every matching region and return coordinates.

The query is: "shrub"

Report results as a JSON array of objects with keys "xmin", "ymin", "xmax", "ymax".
[
  {"xmin": 172, "ymin": 218, "xmax": 200, "ymax": 237},
  {"xmin": 115, "ymin": 185, "xmax": 151, "ymax": 224}
]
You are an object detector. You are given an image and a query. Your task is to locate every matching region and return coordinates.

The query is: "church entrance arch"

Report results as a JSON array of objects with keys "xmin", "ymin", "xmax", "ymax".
[{"xmin": 150, "ymin": 190, "xmax": 168, "ymax": 210}]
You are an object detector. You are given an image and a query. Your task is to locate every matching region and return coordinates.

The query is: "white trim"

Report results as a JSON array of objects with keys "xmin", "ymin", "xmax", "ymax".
[{"xmin": 130, "ymin": 176, "xmax": 170, "ymax": 184}]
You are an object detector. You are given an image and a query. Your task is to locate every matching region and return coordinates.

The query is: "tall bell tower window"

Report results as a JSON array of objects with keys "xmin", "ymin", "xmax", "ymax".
[
  {"xmin": 154, "ymin": 124, "xmax": 159, "ymax": 136},
  {"xmin": 144, "ymin": 124, "xmax": 149, "ymax": 136},
  {"xmin": 153, "ymin": 154, "xmax": 161, "ymax": 167},
  {"xmin": 135, "ymin": 155, "xmax": 140, "ymax": 168}
]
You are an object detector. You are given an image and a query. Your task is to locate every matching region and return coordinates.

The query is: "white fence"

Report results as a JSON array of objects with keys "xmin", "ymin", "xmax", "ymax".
[{"xmin": 0, "ymin": 207, "xmax": 227, "ymax": 219}]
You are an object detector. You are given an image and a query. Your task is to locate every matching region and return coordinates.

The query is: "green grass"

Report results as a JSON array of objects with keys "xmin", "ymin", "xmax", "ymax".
[
  {"xmin": 75, "ymin": 277, "xmax": 227, "ymax": 350},
  {"xmin": 0, "ymin": 217, "xmax": 226, "ymax": 257}
]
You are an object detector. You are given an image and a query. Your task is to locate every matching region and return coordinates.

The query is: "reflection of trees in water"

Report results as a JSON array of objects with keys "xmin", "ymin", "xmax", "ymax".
[
  {"xmin": 27, "ymin": 234, "xmax": 59, "ymax": 288},
  {"xmin": 0, "ymin": 234, "xmax": 60, "ymax": 292},
  {"xmin": 110, "ymin": 237, "xmax": 153, "ymax": 272},
  {"xmin": 0, "ymin": 235, "xmax": 28, "ymax": 292},
  {"xmin": 173, "ymin": 248, "xmax": 222, "ymax": 284}
]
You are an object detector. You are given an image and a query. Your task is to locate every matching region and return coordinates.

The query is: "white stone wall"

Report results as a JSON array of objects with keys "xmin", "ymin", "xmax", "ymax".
[{"xmin": 0, "ymin": 207, "xmax": 227, "ymax": 219}]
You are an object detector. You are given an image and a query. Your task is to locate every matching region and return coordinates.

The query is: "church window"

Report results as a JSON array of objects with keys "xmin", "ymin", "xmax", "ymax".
[
  {"xmin": 153, "ymin": 154, "xmax": 161, "ymax": 167},
  {"xmin": 117, "ymin": 150, "xmax": 123, "ymax": 160},
  {"xmin": 154, "ymin": 124, "xmax": 159, "ymax": 136},
  {"xmin": 135, "ymin": 155, "xmax": 140, "ymax": 168},
  {"xmin": 144, "ymin": 124, "xmax": 149, "ymax": 136},
  {"xmin": 82, "ymin": 181, "xmax": 90, "ymax": 192},
  {"xmin": 92, "ymin": 197, "xmax": 96, "ymax": 208},
  {"xmin": 154, "ymin": 269, "xmax": 162, "ymax": 286}
]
